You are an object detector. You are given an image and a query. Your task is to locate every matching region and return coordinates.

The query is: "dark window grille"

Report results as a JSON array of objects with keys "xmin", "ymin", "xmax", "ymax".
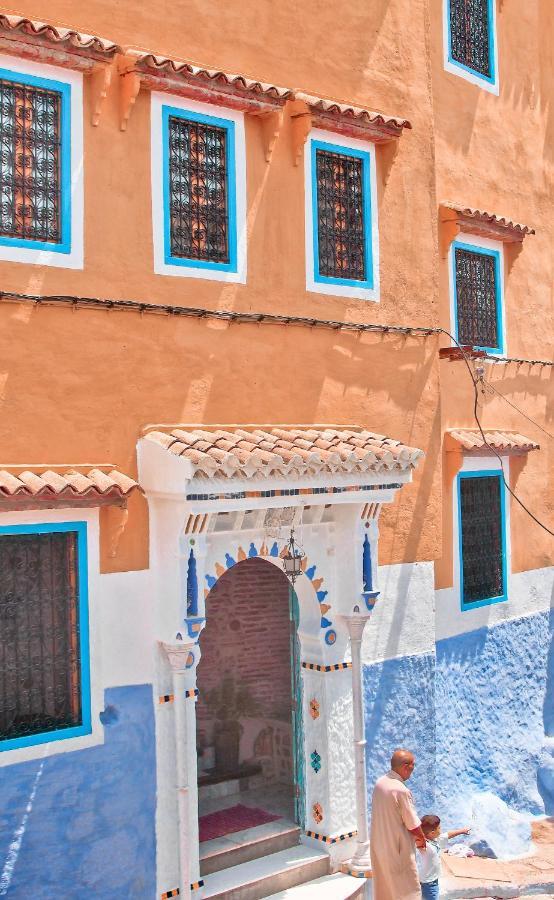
[
  {"xmin": 0, "ymin": 79, "xmax": 62, "ymax": 243},
  {"xmin": 449, "ymin": 0, "xmax": 492, "ymax": 78},
  {"xmin": 0, "ymin": 531, "xmax": 82, "ymax": 742},
  {"xmin": 455, "ymin": 247, "xmax": 498, "ymax": 348},
  {"xmin": 460, "ymin": 475, "xmax": 504, "ymax": 603},
  {"xmin": 316, "ymin": 149, "xmax": 366, "ymax": 282},
  {"xmin": 168, "ymin": 116, "xmax": 229, "ymax": 264}
]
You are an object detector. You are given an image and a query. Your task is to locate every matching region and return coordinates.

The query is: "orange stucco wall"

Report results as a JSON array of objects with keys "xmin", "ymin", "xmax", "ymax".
[{"xmin": 0, "ymin": 1, "xmax": 551, "ymax": 580}]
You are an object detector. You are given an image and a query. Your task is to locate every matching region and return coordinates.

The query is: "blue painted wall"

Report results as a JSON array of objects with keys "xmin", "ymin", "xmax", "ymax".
[
  {"xmin": 436, "ymin": 611, "xmax": 554, "ymax": 826},
  {"xmin": 363, "ymin": 652, "xmax": 436, "ymax": 816},
  {"xmin": 0, "ymin": 684, "xmax": 156, "ymax": 899}
]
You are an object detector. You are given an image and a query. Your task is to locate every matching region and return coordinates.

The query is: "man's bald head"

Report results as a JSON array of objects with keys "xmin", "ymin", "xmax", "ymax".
[{"xmin": 391, "ymin": 749, "xmax": 415, "ymax": 781}]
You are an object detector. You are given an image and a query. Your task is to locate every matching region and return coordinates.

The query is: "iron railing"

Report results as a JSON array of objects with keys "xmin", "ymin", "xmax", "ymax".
[
  {"xmin": 460, "ymin": 475, "xmax": 504, "ymax": 603},
  {"xmin": 455, "ymin": 247, "xmax": 498, "ymax": 348},
  {"xmin": 0, "ymin": 79, "xmax": 62, "ymax": 243},
  {"xmin": 449, "ymin": 0, "xmax": 492, "ymax": 78},
  {"xmin": 316, "ymin": 148, "xmax": 366, "ymax": 282},
  {"xmin": 0, "ymin": 531, "xmax": 82, "ymax": 742},
  {"xmin": 168, "ymin": 116, "xmax": 229, "ymax": 264}
]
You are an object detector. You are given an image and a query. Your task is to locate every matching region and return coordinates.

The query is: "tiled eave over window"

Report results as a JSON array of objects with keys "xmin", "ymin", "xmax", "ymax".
[
  {"xmin": 293, "ymin": 92, "xmax": 411, "ymax": 144},
  {"xmin": 445, "ymin": 429, "xmax": 540, "ymax": 455},
  {"xmin": 440, "ymin": 202, "xmax": 535, "ymax": 256},
  {"xmin": 0, "ymin": 466, "xmax": 140, "ymax": 511},
  {"xmin": 0, "ymin": 14, "xmax": 120, "ymax": 70}
]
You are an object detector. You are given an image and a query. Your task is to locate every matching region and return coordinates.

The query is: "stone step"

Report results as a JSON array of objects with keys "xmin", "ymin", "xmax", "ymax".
[
  {"xmin": 202, "ymin": 844, "xmax": 330, "ymax": 900},
  {"xmin": 200, "ymin": 821, "xmax": 301, "ymax": 876},
  {"xmin": 264, "ymin": 871, "xmax": 366, "ymax": 899}
]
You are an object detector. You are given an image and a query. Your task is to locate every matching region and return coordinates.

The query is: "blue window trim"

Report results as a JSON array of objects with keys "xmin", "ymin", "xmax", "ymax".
[
  {"xmin": 310, "ymin": 138, "xmax": 374, "ymax": 290},
  {"xmin": 161, "ymin": 104, "xmax": 238, "ymax": 273},
  {"xmin": 0, "ymin": 521, "xmax": 91, "ymax": 752},
  {"xmin": 457, "ymin": 470, "xmax": 508, "ymax": 611},
  {"xmin": 446, "ymin": 0, "xmax": 496, "ymax": 88},
  {"xmin": 0, "ymin": 66, "xmax": 72, "ymax": 254},
  {"xmin": 452, "ymin": 239, "xmax": 504, "ymax": 355}
]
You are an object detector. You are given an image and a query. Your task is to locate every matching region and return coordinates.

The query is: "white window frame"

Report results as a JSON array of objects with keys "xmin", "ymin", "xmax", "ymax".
[
  {"xmin": 443, "ymin": 0, "xmax": 499, "ymax": 94},
  {"xmin": 448, "ymin": 232, "xmax": 506, "ymax": 356},
  {"xmin": 0, "ymin": 53, "xmax": 83, "ymax": 269},
  {"xmin": 304, "ymin": 128, "xmax": 380, "ymax": 301},
  {"xmin": 150, "ymin": 93, "xmax": 247, "ymax": 283}
]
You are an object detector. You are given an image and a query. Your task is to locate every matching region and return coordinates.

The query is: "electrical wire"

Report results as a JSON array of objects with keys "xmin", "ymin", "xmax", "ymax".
[
  {"xmin": 438, "ymin": 327, "xmax": 554, "ymax": 538},
  {"xmin": 481, "ymin": 380, "xmax": 554, "ymax": 441}
]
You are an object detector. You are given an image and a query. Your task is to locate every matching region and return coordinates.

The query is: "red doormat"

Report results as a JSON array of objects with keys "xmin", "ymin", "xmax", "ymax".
[{"xmin": 199, "ymin": 804, "xmax": 281, "ymax": 842}]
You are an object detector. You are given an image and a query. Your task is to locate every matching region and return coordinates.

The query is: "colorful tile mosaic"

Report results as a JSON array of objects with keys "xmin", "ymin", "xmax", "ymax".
[
  {"xmin": 204, "ymin": 540, "xmax": 334, "ymax": 633},
  {"xmin": 158, "ymin": 689, "xmax": 198, "ymax": 704},
  {"xmin": 312, "ymin": 802, "xmax": 323, "ymax": 824},
  {"xmin": 191, "ymin": 881, "xmax": 204, "ymax": 892},
  {"xmin": 310, "ymin": 750, "xmax": 321, "ymax": 773},
  {"xmin": 309, "ymin": 698, "xmax": 320, "ymax": 720},
  {"xmin": 161, "ymin": 889, "xmax": 179, "ymax": 899},
  {"xmin": 302, "ymin": 662, "xmax": 352, "ymax": 672},
  {"xmin": 186, "ymin": 483, "xmax": 402, "ymax": 501},
  {"xmin": 305, "ymin": 829, "xmax": 358, "ymax": 844}
]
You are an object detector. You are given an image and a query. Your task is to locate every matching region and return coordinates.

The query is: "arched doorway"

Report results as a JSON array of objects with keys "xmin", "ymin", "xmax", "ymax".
[{"xmin": 196, "ymin": 557, "xmax": 304, "ymax": 846}]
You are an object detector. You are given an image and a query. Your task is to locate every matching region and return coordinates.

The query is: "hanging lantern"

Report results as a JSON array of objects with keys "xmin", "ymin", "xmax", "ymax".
[{"xmin": 282, "ymin": 528, "xmax": 305, "ymax": 584}]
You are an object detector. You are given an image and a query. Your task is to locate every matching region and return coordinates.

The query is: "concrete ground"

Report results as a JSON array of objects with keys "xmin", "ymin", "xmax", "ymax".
[{"xmin": 442, "ymin": 818, "xmax": 554, "ymax": 899}]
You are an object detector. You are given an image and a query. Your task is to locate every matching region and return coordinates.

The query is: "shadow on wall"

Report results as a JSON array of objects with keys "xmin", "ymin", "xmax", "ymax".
[
  {"xmin": 363, "ymin": 653, "xmax": 436, "ymax": 819},
  {"xmin": 538, "ymin": 603, "xmax": 554, "ymax": 814}
]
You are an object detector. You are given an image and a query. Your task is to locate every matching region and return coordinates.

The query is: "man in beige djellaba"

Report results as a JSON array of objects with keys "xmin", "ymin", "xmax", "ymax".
[{"xmin": 370, "ymin": 749, "xmax": 427, "ymax": 900}]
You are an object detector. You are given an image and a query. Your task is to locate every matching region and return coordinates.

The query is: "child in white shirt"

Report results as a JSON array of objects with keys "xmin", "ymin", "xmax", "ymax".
[{"xmin": 417, "ymin": 814, "xmax": 471, "ymax": 899}]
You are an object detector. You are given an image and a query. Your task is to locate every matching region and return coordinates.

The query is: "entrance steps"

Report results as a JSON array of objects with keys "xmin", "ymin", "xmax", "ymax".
[
  {"xmin": 265, "ymin": 872, "xmax": 366, "ymax": 899},
  {"xmin": 201, "ymin": 844, "xmax": 330, "ymax": 899},
  {"xmin": 200, "ymin": 821, "xmax": 301, "ymax": 876}
]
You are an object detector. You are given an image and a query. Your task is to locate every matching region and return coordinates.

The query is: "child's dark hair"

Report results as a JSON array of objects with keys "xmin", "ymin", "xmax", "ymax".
[{"xmin": 421, "ymin": 814, "xmax": 441, "ymax": 834}]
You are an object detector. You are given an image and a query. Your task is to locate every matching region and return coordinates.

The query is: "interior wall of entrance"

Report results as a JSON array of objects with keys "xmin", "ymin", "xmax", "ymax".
[{"xmin": 196, "ymin": 557, "xmax": 295, "ymax": 812}]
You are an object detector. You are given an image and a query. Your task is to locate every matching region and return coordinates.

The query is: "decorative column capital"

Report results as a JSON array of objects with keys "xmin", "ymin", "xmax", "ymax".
[{"xmin": 160, "ymin": 640, "xmax": 196, "ymax": 672}]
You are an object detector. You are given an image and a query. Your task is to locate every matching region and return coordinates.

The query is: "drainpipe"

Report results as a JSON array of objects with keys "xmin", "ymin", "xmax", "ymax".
[
  {"xmin": 340, "ymin": 599, "xmax": 378, "ymax": 877},
  {"xmin": 162, "ymin": 641, "xmax": 196, "ymax": 900}
]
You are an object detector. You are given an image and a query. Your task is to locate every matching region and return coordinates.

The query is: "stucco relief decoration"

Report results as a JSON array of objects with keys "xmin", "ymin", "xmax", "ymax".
[
  {"xmin": 310, "ymin": 749, "xmax": 322, "ymax": 773},
  {"xmin": 309, "ymin": 698, "xmax": 320, "ymax": 720},
  {"xmin": 204, "ymin": 540, "xmax": 334, "ymax": 641}
]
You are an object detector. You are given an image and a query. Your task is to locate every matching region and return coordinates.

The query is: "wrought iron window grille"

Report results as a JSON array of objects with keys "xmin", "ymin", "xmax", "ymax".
[
  {"xmin": 460, "ymin": 475, "xmax": 504, "ymax": 603},
  {"xmin": 0, "ymin": 531, "xmax": 82, "ymax": 742},
  {"xmin": 168, "ymin": 116, "xmax": 229, "ymax": 264},
  {"xmin": 0, "ymin": 79, "xmax": 62, "ymax": 244},
  {"xmin": 449, "ymin": 0, "xmax": 492, "ymax": 78},
  {"xmin": 455, "ymin": 247, "xmax": 498, "ymax": 349},
  {"xmin": 316, "ymin": 148, "xmax": 366, "ymax": 282}
]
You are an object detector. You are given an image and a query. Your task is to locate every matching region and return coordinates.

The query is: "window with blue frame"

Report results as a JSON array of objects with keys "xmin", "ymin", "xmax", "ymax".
[
  {"xmin": 458, "ymin": 472, "xmax": 507, "ymax": 607},
  {"xmin": 0, "ymin": 69, "xmax": 71, "ymax": 253},
  {"xmin": 0, "ymin": 522, "xmax": 90, "ymax": 750},
  {"xmin": 312, "ymin": 139, "xmax": 374, "ymax": 290},
  {"xmin": 447, "ymin": 0, "xmax": 495, "ymax": 85},
  {"xmin": 162, "ymin": 104, "xmax": 237, "ymax": 272},
  {"xmin": 453, "ymin": 242, "xmax": 502, "ymax": 353}
]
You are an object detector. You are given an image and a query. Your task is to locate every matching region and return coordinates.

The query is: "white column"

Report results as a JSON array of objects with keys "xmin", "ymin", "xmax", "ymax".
[
  {"xmin": 161, "ymin": 641, "xmax": 197, "ymax": 900},
  {"xmin": 341, "ymin": 608, "xmax": 373, "ymax": 875}
]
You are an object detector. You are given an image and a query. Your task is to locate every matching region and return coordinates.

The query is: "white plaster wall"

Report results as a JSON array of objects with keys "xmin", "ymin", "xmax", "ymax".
[
  {"xmin": 98, "ymin": 567, "xmax": 155, "ymax": 687},
  {"xmin": 361, "ymin": 561, "xmax": 436, "ymax": 665},
  {"xmin": 436, "ymin": 565, "xmax": 554, "ymax": 641}
]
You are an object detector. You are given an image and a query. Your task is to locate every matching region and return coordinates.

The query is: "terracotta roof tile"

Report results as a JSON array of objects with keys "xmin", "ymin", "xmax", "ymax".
[
  {"xmin": 441, "ymin": 203, "xmax": 535, "ymax": 237},
  {"xmin": 447, "ymin": 430, "xmax": 540, "ymax": 453},
  {"xmin": 295, "ymin": 91, "xmax": 412, "ymax": 133},
  {"xmin": 0, "ymin": 467, "xmax": 139, "ymax": 505},
  {"xmin": 143, "ymin": 425, "xmax": 423, "ymax": 479},
  {"xmin": 132, "ymin": 51, "xmax": 293, "ymax": 103},
  {"xmin": 0, "ymin": 14, "xmax": 120, "ymax": 56}
]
